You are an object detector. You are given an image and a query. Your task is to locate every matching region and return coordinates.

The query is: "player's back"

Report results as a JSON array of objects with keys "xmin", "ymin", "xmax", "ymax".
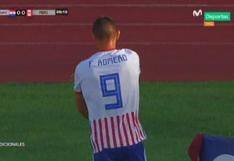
[{"xmin": 74, "ymin": 48, "xmax": 146, "ymax": 153}]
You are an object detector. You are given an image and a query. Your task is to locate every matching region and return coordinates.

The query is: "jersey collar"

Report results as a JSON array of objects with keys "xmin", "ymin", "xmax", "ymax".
[{"xmin": 98, "ymin": 48, "xmax": 116, "ymax": 52}]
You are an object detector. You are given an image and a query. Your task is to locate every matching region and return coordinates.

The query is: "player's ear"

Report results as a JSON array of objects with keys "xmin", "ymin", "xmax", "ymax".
[{"xmin": 116, "ymin": 30, "xmax": 120, "ymax": 41}]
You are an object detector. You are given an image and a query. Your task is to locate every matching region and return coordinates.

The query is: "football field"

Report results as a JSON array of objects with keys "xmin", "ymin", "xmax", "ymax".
[{"xmin": 0, "ymin": 82, "xmax": 234, "ymax": 161}]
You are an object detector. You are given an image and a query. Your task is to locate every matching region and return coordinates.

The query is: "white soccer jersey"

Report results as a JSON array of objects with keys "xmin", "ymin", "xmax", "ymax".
[{"xmin": 74, "ymin": 48, "xmax": 146, "ymax": 153}]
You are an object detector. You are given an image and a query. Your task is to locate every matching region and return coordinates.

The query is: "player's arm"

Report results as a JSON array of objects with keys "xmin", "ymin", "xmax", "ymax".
[{"xmin": 75, "ymin": 92, "xmax": 88, "ymax": 119}]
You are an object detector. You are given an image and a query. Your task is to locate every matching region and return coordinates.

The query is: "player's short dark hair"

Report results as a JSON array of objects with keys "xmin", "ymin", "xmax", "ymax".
[{"xmin": 92, "ymin": 17, "xmax": 118, "ymax": 41}]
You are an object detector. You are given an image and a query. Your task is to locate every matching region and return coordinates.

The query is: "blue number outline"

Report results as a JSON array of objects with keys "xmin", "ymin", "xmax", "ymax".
[{"xmin": 100, "ymin": 73, "xmax": 123, "ymax": 110}]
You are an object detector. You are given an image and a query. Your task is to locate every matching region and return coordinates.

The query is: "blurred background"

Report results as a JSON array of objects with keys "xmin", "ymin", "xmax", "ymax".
[{"xmin": 0, "ymin": 0, "xmax": 234, "ymax": 82}]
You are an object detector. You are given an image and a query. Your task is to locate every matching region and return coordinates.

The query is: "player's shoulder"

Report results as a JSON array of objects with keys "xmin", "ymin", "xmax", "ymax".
[
  {"xmin": 75, "ymin": 50, "xmax": 104, "ymax": 72},
  {"xmin": 75, "ymin": 58, "xmax": 90, "ymax": 74},
  {"xmin": 119, "ymin": 48, "xmax": 140, "ymax": 61},
  {"xmin": 119, "ymin": 48, "xmax": 138, "ymax": 55}
]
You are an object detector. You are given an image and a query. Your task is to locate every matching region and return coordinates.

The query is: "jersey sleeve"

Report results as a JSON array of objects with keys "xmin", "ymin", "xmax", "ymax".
[
  {"xmin": 135, "ymin": 51, "xmax": 141, "ymax": 74},
  {"xmin": 74, "ymin": 65, "xmax": 82, "ymax": 93},
  {"xmin": 126, "ymin": 49, "xmax": 141, "ymax": 74}
]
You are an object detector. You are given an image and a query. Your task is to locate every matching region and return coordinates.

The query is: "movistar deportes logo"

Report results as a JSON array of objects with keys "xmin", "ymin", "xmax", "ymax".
[{"xmin": 193, "ymin": 9, "xmax": 203, "ymax": 17}]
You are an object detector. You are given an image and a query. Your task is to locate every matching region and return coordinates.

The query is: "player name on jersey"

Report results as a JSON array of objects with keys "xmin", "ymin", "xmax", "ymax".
[{"xmin": 96, "ymin": 54, "xmax": 128, "ymax": 67}]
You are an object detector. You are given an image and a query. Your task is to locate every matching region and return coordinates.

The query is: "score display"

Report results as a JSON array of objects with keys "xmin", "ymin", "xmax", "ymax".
[{"xmin": 0, "ymin": 9, "xmax": 68, "ymax": 17}]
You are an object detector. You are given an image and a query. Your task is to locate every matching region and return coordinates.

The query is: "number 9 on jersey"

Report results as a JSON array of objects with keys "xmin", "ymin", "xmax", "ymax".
[{"xmin": 100, "ymin": 73, "xmax": 123, "ymax": 110}]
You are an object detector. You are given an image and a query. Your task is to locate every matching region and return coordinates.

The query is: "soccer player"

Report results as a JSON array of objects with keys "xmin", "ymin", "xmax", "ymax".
[{"xmin": 74, "ymin": 17, "xmax": 147, "ymax": 161}]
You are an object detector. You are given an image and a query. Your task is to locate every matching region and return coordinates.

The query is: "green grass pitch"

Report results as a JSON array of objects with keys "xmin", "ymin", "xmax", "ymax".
[{"xmin": 0, "ymin": 82, "xmax": 234, "ymax": 161}]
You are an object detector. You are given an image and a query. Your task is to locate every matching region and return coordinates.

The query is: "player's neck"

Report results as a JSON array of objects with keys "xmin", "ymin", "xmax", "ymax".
[{"xmin": 96, "ymin": 40, "xmax": 117, "ymax": 52}]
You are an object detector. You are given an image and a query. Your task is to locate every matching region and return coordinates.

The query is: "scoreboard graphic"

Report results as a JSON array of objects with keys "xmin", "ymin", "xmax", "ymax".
[{"xmin": 0, "ymin": 9, "xmax": 68, "ymax": 16}]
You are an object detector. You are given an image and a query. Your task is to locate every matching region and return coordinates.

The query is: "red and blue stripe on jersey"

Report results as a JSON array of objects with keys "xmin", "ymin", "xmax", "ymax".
[{"xmin": 90, "ymin": 111, "xmax": 146, "ymax": 153}]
